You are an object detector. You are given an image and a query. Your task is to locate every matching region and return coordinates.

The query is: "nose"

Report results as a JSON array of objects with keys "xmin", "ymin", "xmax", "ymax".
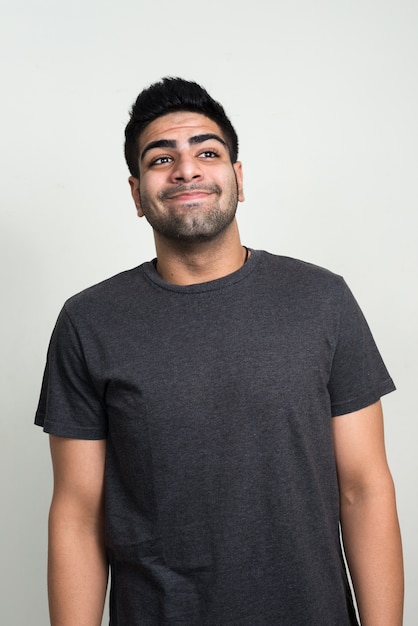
[{"xmin": 171, "ymin": 154, "xmax": 203, "ymax": 183}]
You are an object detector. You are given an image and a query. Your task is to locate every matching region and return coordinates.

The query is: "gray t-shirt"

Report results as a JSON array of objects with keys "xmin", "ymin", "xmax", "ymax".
[{"xmin": 35, "ymin": 250, "xmax": 395, "ymax": 625}]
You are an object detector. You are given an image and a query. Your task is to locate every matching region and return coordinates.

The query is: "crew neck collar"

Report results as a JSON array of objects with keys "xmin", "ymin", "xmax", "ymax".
[{"xmin": 142, "ymin": 248, "xmax": 259, "ymax": 294}]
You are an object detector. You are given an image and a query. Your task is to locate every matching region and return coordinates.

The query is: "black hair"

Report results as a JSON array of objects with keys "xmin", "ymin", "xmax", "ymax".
[{"xmin": 124, "ymin": 77, "xmax": 239, "ymax": 178}]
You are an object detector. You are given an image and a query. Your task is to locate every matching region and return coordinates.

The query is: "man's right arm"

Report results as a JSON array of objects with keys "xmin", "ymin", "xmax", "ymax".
[{"xmin": 48, "ymin": 435, "xmax": 108, "ymax": 626}]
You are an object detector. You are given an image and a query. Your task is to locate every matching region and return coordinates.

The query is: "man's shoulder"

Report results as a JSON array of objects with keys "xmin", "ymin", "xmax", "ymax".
[
  {"xmin": 63, "ymin": 262, "xmax": 151, "ymax": 315},
  {"xmin": 257, "ymin": 250, "xmax": 344, "ymax": 289}
]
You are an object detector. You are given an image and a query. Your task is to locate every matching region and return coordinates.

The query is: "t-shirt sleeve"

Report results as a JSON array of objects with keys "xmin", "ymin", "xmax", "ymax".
[
  {"xmin": 328, "ymin": 279, "xmax": 396, "ymax": 416},
  {"xmin": 35, "ymin": 306, "xmax": 108, "ymax": 439}
]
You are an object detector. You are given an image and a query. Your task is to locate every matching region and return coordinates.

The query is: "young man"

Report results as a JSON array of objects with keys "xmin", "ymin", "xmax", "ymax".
[{"xmin": 35, "ymin": 77, "xmax": 403, "ymax": 625}]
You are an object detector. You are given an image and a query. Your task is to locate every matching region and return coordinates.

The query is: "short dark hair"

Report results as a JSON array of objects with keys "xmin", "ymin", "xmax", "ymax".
[{"xmin": 124, "ymin": 77, "xmax": 239, "ymax": 178}]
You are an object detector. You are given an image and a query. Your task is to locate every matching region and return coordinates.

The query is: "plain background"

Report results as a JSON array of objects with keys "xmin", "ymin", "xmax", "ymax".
[{"xmin": 1, "ymin": 1, "xmax": 417, "ymax": 624}]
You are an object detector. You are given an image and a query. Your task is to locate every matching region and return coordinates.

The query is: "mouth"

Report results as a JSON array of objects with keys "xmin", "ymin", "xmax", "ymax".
[
  {"xmin": 168, "ymin": 190, "xmax": 213, "ymax": 201},
  {"xmin": 160, "ymin": 184, "xmax": 221, "ymax": 202}
]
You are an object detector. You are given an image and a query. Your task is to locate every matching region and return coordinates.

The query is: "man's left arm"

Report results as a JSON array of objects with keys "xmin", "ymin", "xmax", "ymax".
[{"xmin": 332, "ymin": 400, "xmax": 404, "ymax": 626}]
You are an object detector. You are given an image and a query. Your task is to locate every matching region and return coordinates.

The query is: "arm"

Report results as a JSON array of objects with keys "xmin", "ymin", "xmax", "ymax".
[
  {"xmin": 332, "ymin": 400, "xmax": 403, "ymax": 626},
  {"xmin": 48, "ymin": 435, "xmax": 108, "ymax": 626}
]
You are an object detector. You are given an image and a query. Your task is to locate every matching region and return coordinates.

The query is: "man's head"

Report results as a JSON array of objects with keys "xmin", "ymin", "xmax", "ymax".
[
  {"xmin": 124, "ymin": 77, "xmax": 239, "ymax": 179},
  {"xmin": 126, "ymin": 78, "xmax": 244, "ymax": 246}
]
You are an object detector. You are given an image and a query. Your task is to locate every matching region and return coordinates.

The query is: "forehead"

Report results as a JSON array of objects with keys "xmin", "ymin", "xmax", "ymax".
[{"xmin": 138, "ymin": 112, "xmax": 224, "ymax": 151}]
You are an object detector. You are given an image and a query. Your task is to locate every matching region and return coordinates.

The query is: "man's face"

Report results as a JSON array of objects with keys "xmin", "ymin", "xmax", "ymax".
[{"xmin": 129, "ymin": 112, "xmax": 244, "ymax": 243}]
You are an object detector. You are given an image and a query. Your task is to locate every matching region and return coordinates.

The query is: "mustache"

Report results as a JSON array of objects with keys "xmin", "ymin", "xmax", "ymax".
[{"xmin": 158, "ymin": 183, "xmax": 222, "ymax": 201}]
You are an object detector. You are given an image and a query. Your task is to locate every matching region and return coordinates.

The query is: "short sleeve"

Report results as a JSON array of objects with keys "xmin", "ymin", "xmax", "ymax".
[
  {"xmin": 35, "ymin": 306, "xmax": 108, "ymax": 439},
  {"xmin": 328, "ymin": 280, "xmax": 395, "ymax": 416}
]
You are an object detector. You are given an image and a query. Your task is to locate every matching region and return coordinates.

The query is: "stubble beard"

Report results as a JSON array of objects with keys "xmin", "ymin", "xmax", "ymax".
[{"xmin": 139, "ymin": 181, "xmax": 239, "ymax": 243}]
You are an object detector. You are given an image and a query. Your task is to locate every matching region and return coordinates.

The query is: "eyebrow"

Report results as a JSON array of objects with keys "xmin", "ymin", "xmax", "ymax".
[{"xmin": 140, "ymin": 133, "xmax": 227, "ymax": 161}]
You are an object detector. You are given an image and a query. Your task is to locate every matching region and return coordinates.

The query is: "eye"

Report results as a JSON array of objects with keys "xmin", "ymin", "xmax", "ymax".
[
  {"xmin": 198, "ymin": 150, "xmax": 219, "ymax": 159},
  {"xmin": 150, "ymin": 155, "xmax": 173, "ymax": 166}
]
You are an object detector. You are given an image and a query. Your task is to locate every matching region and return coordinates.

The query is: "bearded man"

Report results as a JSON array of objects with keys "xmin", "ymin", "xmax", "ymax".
[{"xmin": 36, "ymin": 77, "xmax": 403, "ymax": 626}]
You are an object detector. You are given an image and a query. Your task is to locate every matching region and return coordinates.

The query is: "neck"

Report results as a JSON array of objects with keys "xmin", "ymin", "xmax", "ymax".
[{"xmin": 153, "ymin": 221, "xmax": 247, "ymax": 286}]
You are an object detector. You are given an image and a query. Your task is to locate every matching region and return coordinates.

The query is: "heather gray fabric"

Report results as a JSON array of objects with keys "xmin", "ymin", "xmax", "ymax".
[{"xmin": 35, "ymin": 250, "xmax": 395, "ymax": 625}]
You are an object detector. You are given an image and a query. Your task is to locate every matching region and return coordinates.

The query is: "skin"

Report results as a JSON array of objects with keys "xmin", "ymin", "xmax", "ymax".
[
  {"xmin": 128, "ymin": 111, "xmax": 246, "ymax": 285},
  {"xmin": 332, "ymin": 401, "xmax": 404, "ymax": 625},
  {"xmin": 48, "ymin": 437, "xmax": 107, "ymax": 626},
  {"xmin": 47, "ymin": 110, "xmax": 403, "ymax": 625}
]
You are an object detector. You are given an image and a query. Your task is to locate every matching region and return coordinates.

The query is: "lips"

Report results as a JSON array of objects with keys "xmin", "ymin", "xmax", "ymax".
[
  {"xmin": 160, "ymin": 184, "xmax": 221, "ymax": 202},
  {"xmin": 169, "ymin": 190, "xmax": 212, "ymax": 201}
]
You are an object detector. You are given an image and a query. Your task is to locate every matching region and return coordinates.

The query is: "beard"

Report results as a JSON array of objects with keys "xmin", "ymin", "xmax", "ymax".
[{"xmin": 139, "ymin": 180, "xmax": 239, "ymax": 243}]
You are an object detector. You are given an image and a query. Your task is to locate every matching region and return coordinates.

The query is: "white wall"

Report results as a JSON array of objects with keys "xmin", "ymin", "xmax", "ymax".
[{"xmin": 1, "ymin": 1, "xmax": 417, "ymax": 623}]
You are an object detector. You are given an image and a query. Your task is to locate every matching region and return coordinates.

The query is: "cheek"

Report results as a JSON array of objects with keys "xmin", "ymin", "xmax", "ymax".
[
  {"xmin": 139, "ymin": 174, "xmax": 162, "ymax": 199},
  {"xmin": 225, "ymin": 170, "xmax": 240, "ymax": 195},
  {"xmin": 138, "ymin": 180, "xmax": 152, "ymax": 204}
]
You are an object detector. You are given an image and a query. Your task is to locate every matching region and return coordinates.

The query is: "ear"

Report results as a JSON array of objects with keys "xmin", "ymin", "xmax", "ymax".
[
  {"xmin": 128, "ymin": 176, "xmax": 144, "ymax": 217},
  {"xmin": 233, "ymin": 162, "xmax": 245, "ymax": 202}
]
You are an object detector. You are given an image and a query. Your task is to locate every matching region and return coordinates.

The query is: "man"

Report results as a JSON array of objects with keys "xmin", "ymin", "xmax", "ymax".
[{"xmin": 36, "ymin": 77, "xmax": 403, "ymax": 625}]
